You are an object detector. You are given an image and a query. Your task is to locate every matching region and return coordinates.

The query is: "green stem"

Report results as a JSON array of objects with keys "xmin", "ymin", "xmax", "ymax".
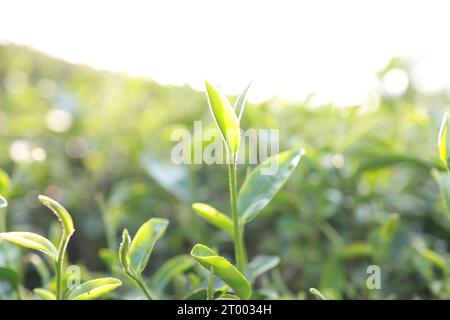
[
  {"xmin": 207, "ymin": 267, "xmax": 214, "ymax": 300},
  {"xmin": 228, "ymin": 162, "xmax": 246, "ymax": 272},
  {"xmin": 133, "ymin": 274, "xmax": 153, "ymax": 300},
  {"xmin": 0, "ymin": 209, "xmax": 6, "ymax": 232},
  {"xmin": 55, "ymin": 232, "xmax": 70, "ymax": 300}
]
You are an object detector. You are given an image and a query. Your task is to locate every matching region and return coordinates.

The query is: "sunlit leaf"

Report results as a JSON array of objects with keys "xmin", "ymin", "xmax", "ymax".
[
  {"xmin": 183, "ymin": 288, "xmax": 208, "ymax": 300},
  {"xmin": 34, "ymin": 288, "xmax": 56, "ymax": 300},
  {"xmin": 438, "ymin": 112, "xmax": 448, "ymax": 167},
  {"xmin": 233, "ymin": 82, "xmax": 251, "ymax": 122},
  {"xmin": 432, "ymin": 169, "xmax": 450, "ymax": 217},
  {"xmin": 0, "ymin": 169, "xmax": 11, "ymax": 198},
  {"xmin": 419, "ymin": 248, "xmax": 447, "ymax": 274},
  {"xmin": 339, "ymin": 242, "xmax": 373, "ymax": 259},
  {"xmin": 191, "ymin": 244, "xmax": 251, "ymax": 300},
  {"xmin": 355, "ymin": 154, "xmax": 431, "ymax": 176},
  {"xmin": 67, "ymin": 277, "xmax": 122, "ymax": 300},
  {"xmin": 205, "ymin": 81, "xmax": 240, "ymax": 157},
  {"xmin": 216, "ymin": 293, "xmax": 240, "ymax": 300},
  {"xmin": 150, "ymin": 254, "xmax": 195, "ymax": 298},
  {"xmin": 238, "ymin": 148, "xmax": 304, "ymax": 222},
  {"xmin": 0, "ymin": 232, "xmax": 57, "ymax": 259},
  {"xmin": 129, "ymin": 218, "xmax": 169, "ymax": 273},
  {"xmin": 309, "ymin": 288, "xmax": 328, "ymax": 300},
  {"xmin": 192, "ymin": 203, "xmax": 233, "ymax": 236},
  {"xmin": 38, "ymin": 195, "xmax": 75, "ymax": 237}
]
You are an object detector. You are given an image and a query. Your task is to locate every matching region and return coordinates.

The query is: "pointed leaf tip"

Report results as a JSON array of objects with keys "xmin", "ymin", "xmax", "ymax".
[
  {"xmin": 129, "ymin": 218, "xmax": 169, "ymax": 273},
  {"xmin": 191, "ymin": 244, "xmax": 251, "ymax": 300},
  {"xmin": 205, "ymin": 81, "xmax": 241, "ymax": 158},
  {"xmin": 38, "ymin": 195, "xmax": 74, "ymax": 236},
  {"xmin": 439, "ymin": 112, "xmax": 448, "ymax": 167}
]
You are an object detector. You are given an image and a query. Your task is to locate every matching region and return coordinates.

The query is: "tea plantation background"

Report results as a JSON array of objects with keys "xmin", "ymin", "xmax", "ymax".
[{"xmin": 1, "ymin": 44, "xmax": 450, "ymax": 299}]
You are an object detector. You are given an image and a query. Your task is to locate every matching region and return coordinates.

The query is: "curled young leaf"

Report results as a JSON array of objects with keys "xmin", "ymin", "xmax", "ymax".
[
  {"xmin": 129, "ymin": 218, "xmax": 169, "ymax": 274},
  {"xmin": 191, "ymin": 244, "xmax": 251, "ymax": 300},
  {"xmin": 38, "ymin": 195, "xmax": 75, "ymax": 237},
  {"xmin": 309, "ymin": 288, "xmax": 328, "ymax": 300},
  {"xmin": 192, "ymin": 203, "xmax": 233, "ymax": 236},
  {"xmin": 67, "ymin": 277, "xmax": 122, "ymax": 300},
  {"xmin": 34, "ymin": 288, "xmax": 56, "ymax": 300},
  {"xmin": 205, "ymin": 81, "xmax": 241, "ymax": 158},
  {"xmin": 238, "ymin": 148, "xmax": 304, "ymax": 223},
  {"xmin": 0, "ymin": 232, "xmax": 58, "ymax": 259},
  {"xmin": 438, "ymin": 112, "xmax": 448, "ymax": 167},
  {"xmin": 119, "ymin": 229, "xmax": 131, "ymax": 272}
]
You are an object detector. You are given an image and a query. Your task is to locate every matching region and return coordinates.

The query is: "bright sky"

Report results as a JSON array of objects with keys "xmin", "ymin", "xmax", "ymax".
[{"xmin": 0, "ymin": 0, "xmax": 449, "ymax": 105}]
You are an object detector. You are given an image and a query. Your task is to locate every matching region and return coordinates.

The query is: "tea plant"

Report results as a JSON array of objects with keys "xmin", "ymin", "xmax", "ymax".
[
  {"xmin": 427, "ymin": 112, "xmax": 450, "ymax": 295},
  {"xmin": 118, "ymin": 218, "xmax": 168, "ymax": 299},
  {"xmin": 0, "ymin": 195, "xmax": 122, "ymax": 300},
  {"xmin": 189, "ymin": 82, "xmax": 304, "ymax": 299}
]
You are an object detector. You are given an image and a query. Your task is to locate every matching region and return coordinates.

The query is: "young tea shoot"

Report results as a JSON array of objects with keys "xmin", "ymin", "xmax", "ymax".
[
  {"xmin": 191, "ymin": 81, "xmax": 304, "ymax": 299},
  {"xmin": 0, "ymin": 195, "xmax": 122, "ymax": 300}
]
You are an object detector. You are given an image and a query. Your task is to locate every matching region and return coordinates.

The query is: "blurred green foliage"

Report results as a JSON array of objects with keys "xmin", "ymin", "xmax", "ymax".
[{"xmin": 1, "ymin": 44, "xmax": 450, "ymax": 299}]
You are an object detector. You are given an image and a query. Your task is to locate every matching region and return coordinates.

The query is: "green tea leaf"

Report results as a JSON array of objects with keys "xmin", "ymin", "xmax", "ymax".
[
  {"xmin": 150, "ymin": 254, "xmax": 195, "ymax": 298},
  {"xmin": 432, "ymin": 169, "xmax": 450, "ymax": 217},
  {"xmin": 0, "ymin": 232, "xmax": 57, "ymax": 259},
  {"xmin": 129, "ymin": 218, "xmax": 169, "ymax": 273},
  {"xmin": 238, "ymin": 148, "xmax": 304, "ymax": 222},
  {"xmin": 192, "ymin": 203, "xmax": 233, "ymax": 236},
  {"xmin": 244, "ymin": 255, "xmax": 280, "ymax": 283},
  {"xmin": 438, "ymin": 112, "xmax": 448, "ymax": 167},
  {"xmin": 67, "ymin": 277, "xmax": 122, "ymax": 300},
  {"xmin": 38, "ymin": 195, "xmax": 75, "ymax": 237},
  {"xmin": 119, "ymin": 229, "xmax": 131, "ymax": 272},
  {"xmin": 233, "ymin": 82, "xmax": 251, "ymax": 122},
  {"xmin": 339, "ymin": 242, "xmax": 373, "ymax": 259},
  {"xmin": 183, "ymin": 288, "xmax": 208, "ymax": 300},
  {"xmin": 34, "ymin": 288, "xmax": 56, "ymax": 300},
  {"xmin": 376, "ymin": 213, "xmax": 400, "ymax": 261},
  {"xmin": 0, "ymin": 169, "xmax": 11, "ymax": 198},
  {"xmin": 205, "ymin": 81, "xmax": 241, "ymax": 157},
  {"xmin": 216, "ymin": 293, "xmax": 240, "ymax": 300},
  {"xmin": 0, "ymin": 195, "xmax": 6, "ymax": 208},
  {"xmin": 309, "ymin": 288, "xmax": 328, "ymax": 300},
  {"xmin": 0, "ymin": 267, "xmax": 20, "ymax": 287},
  {"xmin": 419, "ymin": 248, "xmax": 447, "ymax": 273},
  {"xmin": 190, "ymin": 244, "xmax": 251, "ymax": 300}
]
